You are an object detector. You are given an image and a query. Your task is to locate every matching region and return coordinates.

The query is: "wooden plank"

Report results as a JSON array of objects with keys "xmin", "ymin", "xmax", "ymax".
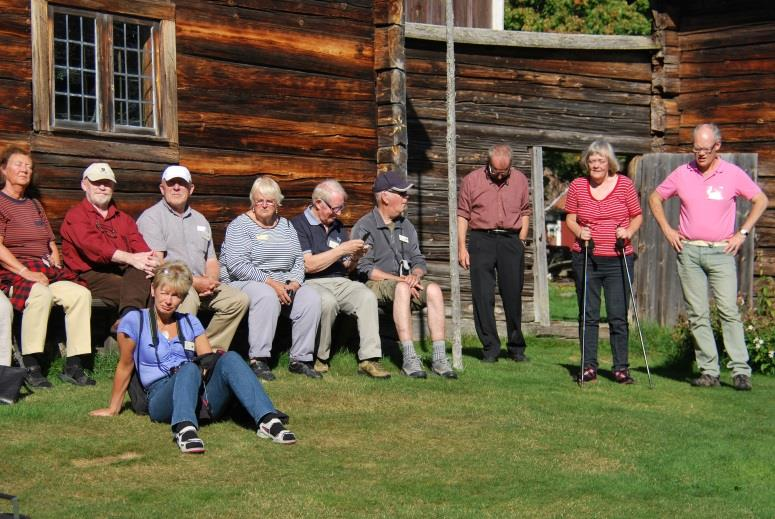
[
  {"xmin": 374, "ymin": 24, "xmax": 405, "ymax": 71},
  {"xmin": 374, "ymin": 0, "xmax": 403, "ymax": 26},
  {"xmin": 30, "ymin": 134, "xmax": 179, "ymax": 163},
  {"xmin": 406, "ymin": 22, "xmax": 659, "ymax": 50},
  {"xmin": 42, "ymin": 0, "xmax": 175, "ymax": 19},
  {"xmin": 531, "ymin": 146, "xmax": 550, "ymax": 326}
]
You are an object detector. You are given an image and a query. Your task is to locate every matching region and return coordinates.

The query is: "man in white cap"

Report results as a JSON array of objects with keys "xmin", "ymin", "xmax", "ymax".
[
  {"xmin": 137, "ymin": 165, "xmax": 249, "ymax": 351},
  {"xmin": 351, "ymin": 171, "xmax": 457, "ymax": 379},
  {"xmin": 61, "ymin": 162, "xmax": 161, "ymax": 320}
]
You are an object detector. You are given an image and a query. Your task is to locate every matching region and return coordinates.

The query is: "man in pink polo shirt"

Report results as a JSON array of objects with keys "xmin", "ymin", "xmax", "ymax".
[{"xmin": 649, "ymin": 123, "xmax": 768, "ymax": 390}]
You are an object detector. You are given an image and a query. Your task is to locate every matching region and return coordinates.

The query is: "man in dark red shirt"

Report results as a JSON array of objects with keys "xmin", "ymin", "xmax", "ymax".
[
  {"xmin": 457, "ymin": 144, "xmax": 531, "ymax": 363},
  {"xmin": 61, "ymin": 163, "xmax": 161, "ymax": 319}
]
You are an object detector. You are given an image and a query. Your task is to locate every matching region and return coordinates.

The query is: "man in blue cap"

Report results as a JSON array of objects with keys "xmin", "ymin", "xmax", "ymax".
[{"xmin": 352, "ymin": 171, "xmax": 457, "ymax": 379}]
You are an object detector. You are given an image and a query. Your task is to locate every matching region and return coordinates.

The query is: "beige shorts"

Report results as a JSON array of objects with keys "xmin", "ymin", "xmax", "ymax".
[{"xmin": 366, "ymin": 279, "xmax": 430, "ymax": 310}]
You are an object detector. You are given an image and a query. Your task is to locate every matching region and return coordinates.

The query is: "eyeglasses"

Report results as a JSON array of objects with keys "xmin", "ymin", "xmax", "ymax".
[
  {"xmin": 320, "ymin": 199, "xmax": 345, "ymax": 214},
  {"xmin": 388, "ymin": 190, "xmax": 410, "ymax": 198},
  {"xmin": 692, "ymin": 144, "xmax": 717, "ymax": 155},
  {"xmin": 254, "ymin": 199, "xmax": 276, "ymax": 207}
]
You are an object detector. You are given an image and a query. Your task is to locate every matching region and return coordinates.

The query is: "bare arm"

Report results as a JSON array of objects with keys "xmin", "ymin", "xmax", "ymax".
[
  {"xmin": 648, "ymin": 191, "xmax": 683, "ymax": 252},
  {"xmin": 519, "ymin": 215, "xmax": 529, "ymax": 241},
  {"xmin": 303, "ymin": 240, "xmax": 366, "ymax": 274},
  {"xmin": 89, "ymin": 333, "xmax": 136, "ymax": 416},
  {"xmin": 724, "ymin": 191, "xmax": 769, "ymax": 255},
  {"xmin": 565, "ymin": 214, "xmax": 591, "ymax": 242},
  {"xmin": 616, "ymin": 214, "xmax": 643, "ymax": 240},
  {"xmin": 0, "ymin": 237, "xmax": 48, "ymax": 285},
  {"xmin": 457, "ymin": 216, "xmax": 469, "ymax": 269}
]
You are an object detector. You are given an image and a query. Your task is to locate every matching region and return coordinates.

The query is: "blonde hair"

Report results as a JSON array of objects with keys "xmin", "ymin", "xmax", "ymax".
[
  {"xmin": 580, "ymin": 140, "xmax": 620, "ymax": 174},
  {"xmin": 249, "ymin": 176, "xmax": 284, "ymax": 206},
  {"xmin": 152, "ymin": 261, "xmax": 193, "ymax": 297}
]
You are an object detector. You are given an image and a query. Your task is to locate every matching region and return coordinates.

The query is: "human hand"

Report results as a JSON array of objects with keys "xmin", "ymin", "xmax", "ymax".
[
  {"xmin": 267, "ymin": 279, "xmax": 292, "ymax": 305},
  {"xmin": 578, "ymin": 226, "xmax": 592, "ymax": 242},
  {"xmin": 130, "ymin": 251, "xmax": 161, "ymax": 276},
  {"xmin": 402, "ymin": 273, "xmax": 423, "ymax": 291},
  {"xmin": 338, "ymin": 239, "xmax": 367, "ymax": 257},
  {"xmin": 724, "ymin": 233, "xmax": 746, "ymax": 255},
  {"xmin": 662, "ymin": 227, "xmax": 684, "ymax": 252},
  {"xmin": 286, "ymin": 281, "xmax": 301, "ymax": 292},
  {"xmin": 458, "ymin": 247, "xmax": 470, "ymax": 270},
  {"xmin": 193, "ymin": 275, "xmax": 219, "ymax": 296},
  {"xmin": 615, "ymin": 227, "xmax": 632, "ymax": 240},
  {"xmin": 22, "ymin": 269, "xmax": 49, "ymax": 286},
  {"xmin": 89, "ymin": 407, "xmax": 119, "ymax": 417}
]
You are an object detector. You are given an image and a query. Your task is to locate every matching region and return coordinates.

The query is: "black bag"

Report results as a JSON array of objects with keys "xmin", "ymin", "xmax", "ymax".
[
  {"xmin": 0, "ymin": 365, "xmax": 30, "ymax": 405},
  {"xmin": 127, "ymin": 370, "xmax": 149, "ymax": 415}
]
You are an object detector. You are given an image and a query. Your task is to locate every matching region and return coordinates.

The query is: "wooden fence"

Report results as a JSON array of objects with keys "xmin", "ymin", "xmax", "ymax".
[{"xmin": 633, "ymin": 153, "xmax": 757, "ymax": 325}]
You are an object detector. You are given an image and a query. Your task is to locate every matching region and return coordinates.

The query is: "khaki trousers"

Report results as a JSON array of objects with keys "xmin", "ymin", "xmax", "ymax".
[
  {"xmin": 178, "ymin": 284, "xmax": 249, "ymax": 350},
  {"xmin": 308, "ymin": 277, "xmax": 382, "ymax": 361},
  {"xmin": 22, "ymin": 281, "xmax": 92, "ymax": 357}
]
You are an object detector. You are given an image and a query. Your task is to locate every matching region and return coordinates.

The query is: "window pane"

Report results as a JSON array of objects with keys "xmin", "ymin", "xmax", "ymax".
[
  {"xmin": 69, "ymin": 96, "xmax": 83, "ymax": 121},
  {"xmin": 55, "ymin": 94, "xmax": 69, "ymax": 119},
  {"xmin": 83, "ymin": 71, "xmax": 96, "ymax": 96},
  {"xmin": 67, "ymin": 14, "xmax": 81, "ymax": 41},
  {"xmin": 83, "ymin": 45, "xmax": 96, "ymax": 71},
  {"xmin": 68, "ymin": 41, "xmax": 81, "ymax": 68},
  {"xmin": 53, "ymin": 11, "xmax": 97, "ymax": 127},
  {"xmin": 85, "ymin": 98, "xmax": 97, "ymax": 123},
  {"xmin": 112, "ymin": 20, "xmax": 155, "ymax": 128},
  {"xmin": 54, "ymin": 13, "xmax": 67, "ymax": 39},
  {"xmin": 54, "ymin": 40, "xmax": 67, "ymax": 65},
  {"xmin": 82, "ymin": 17, "xmax": 95, "ymax": 44},
  {"xmin": 68, "ymin": 69, "xmax": 82, "ymax": 95},
  {"xmin": 54, "ymin": 67, "xmax": 67, "ymax": 93}
]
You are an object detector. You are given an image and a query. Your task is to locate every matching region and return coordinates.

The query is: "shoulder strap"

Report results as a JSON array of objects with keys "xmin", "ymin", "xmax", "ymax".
[{"xmin": 133, "ymin": 309, "xmax": 147, "ymax": 388}]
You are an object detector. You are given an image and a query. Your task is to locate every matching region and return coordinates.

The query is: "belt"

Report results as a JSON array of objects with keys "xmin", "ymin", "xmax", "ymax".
[
  {"xmin": 682, "ymin": 239, "xmax": 728, "ymax": 247},
  {"xmin": 473, "ymin": 229, "xmax": 519, "ymax": 235}
]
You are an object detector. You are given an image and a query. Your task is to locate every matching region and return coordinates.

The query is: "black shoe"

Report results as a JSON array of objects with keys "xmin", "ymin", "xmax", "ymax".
[
  {"xmin": 26, "ymin": 365, "xmax": 52, "ymax": 388},
  {"xmin": 481, "ymin": 356, "xmax": 499, "ymax": 363},
  {"xmin": 250, "ymin": 359, "xmax": 276, "ymax": 382},
  {"xmin": 509, "ymin": 354, "xmax": 530, "ymax": 362},
  {"xmin": 59, "ymin": 365, "xmax": 96, "ymax": 386},
  {"xmin": 289, "ymin": 361, "xmax": 323, "ymax": 379}
]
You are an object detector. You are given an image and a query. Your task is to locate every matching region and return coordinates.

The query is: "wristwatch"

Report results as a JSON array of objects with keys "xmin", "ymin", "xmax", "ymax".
[{"xmin": 739, "ymin": 228, "xmax": 750, "ymax": 238}]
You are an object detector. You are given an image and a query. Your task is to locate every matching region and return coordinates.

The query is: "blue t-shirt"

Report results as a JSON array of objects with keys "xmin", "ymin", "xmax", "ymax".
[{"xmin": 118, "ymin": 309, "xmax": 205, "ymax": 387}]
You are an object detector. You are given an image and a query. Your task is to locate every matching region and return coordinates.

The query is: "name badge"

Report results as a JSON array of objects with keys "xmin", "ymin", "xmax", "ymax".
[
  {"xmin": 184, "ymin": 341, "xmax": 196, "ymax": 352},
  {"xmin": 328, "ymin": 239, "xmax": 340, "ymax": 249},
  {"xmin": 257, "ymin": 234, "xmax": 269, "ymax": 241},
  {"xmin": 399, "ymin": 234, "xmax": 409, "ymax": 243},
  {"xmin": 197, "ymin": 225, "xmax": 207, "ymax": 232}
]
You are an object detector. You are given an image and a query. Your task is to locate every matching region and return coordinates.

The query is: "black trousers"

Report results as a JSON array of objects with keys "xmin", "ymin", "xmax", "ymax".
[{"xmin": 469, "ymin": 231, "xmax": 526, "ymax": 360}]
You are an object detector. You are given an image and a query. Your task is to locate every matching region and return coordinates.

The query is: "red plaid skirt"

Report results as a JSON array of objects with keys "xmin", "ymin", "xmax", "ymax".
[{"xmin": 0, "ymin": 259, "xmax": 83, "ymax": 312}]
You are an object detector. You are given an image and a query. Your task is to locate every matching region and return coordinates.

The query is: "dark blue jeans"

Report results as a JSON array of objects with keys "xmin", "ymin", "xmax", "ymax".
[
  {"xmin": 571, "ymin": 253, "xmax": 633, "ymax": 371},
  {"xmin": 147, "ymin": 351, "xmax": 278, "ymax": 429}
]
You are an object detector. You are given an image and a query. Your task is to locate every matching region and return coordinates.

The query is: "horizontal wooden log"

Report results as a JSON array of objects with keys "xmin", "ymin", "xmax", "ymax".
[
  {"xmin": 377, "ymin": 122, "xmax": 407, "ymax": 148},
  {"xmin": 378, "ymin": 103, "xmax": 406, "ymax": 128},
  {"xmin": 406, "ymin": 22, "xmax": 659, "ymax": 50},
  {"xmin": 176, "ymin": 12, "xmax": 373, "ymax": 80},
  {"xmin": 680, "ymin": 59, "xmax": 775, "ymax": 77},
  {"xmin": 680, "ymin": 42, "xmax": 775, "ymax": 63},
  {"xmin": 679, "ymin": 24, "xmax": 775, "ymax": 52},
  {"xmin": 37, "ymin": 0, "xmax": 174, "ymax": 19},
  {"xmin": 376, "ymin": 68, "xmax": 406, "ymax": 105},
  {"xmin": 30, "ymin": 134, "xmax": 179, "ymax": 163},
  {"xmin": 678, "ymin": 74, "xmax": 775, "ymax": 94}
]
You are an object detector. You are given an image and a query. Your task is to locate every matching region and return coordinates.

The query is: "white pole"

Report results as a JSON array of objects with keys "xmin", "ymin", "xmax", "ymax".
[{"xmin": 445, "ymin": 0, "xmax": 462, "ymax": 370}]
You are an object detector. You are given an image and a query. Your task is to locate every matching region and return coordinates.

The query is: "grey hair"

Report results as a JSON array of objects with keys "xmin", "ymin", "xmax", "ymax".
[
  {"xmin": 487, "ymin": 143, "xmax": 513, "ymax": 164},
  {"xmin": 693, "ymin": 123, "xmax": 722, "ymax": 144},
  {"xmin": 249, "ymin": 176, "xmax": 284, "ymax": 206},
  {"xmin": 311, "ymin": 179, "xmax": 347, "ymax": 204},
  {"xmin": 580, "ymin": 140, "xmax": 620, "ymax": 174}
]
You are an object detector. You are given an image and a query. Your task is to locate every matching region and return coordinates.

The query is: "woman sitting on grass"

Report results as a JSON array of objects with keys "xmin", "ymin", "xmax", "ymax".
[{"xmin": 91, "ymin": 261, "xmax": 296, "ymax": 453}]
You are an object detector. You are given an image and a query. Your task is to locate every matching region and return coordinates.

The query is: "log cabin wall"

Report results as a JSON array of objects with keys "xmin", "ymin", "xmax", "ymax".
[
  {"xmin": 404, "ymin": 25, "xmax": 657, "ymax": 324},
  {"xmin": 653, "ymin": 0, "xmax": 775, "ymax": 277},
  {"xmin": 406, "ymin": 0, "xmax": 495, "ymax": 29},
  {"xmin": 0, "ymin": 0, "xmax": 379, "ymax": 245}
]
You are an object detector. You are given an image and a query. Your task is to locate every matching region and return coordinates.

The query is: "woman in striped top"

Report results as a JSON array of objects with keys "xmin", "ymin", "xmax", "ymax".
[
  {"xmin": 565, "ymin": 140, "xmax": 643, "ymax": 384},
  {"xmin": 219, "ymin": 176, "xmax": 321, "ymax": 381}
]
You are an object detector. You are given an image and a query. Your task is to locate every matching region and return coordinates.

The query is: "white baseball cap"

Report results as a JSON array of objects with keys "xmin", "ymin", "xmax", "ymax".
[
  {"xmin": 82, "ymin": 163, "xmax": 117, "ymax": 183},
  {"xmin": 161, "ymin": 165, "xmax": 192, "ymax": 183}
]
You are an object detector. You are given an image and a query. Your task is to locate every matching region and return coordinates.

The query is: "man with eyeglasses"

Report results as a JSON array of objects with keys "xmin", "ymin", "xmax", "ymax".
[
  {"xmin": 137, "ymin": 166, "xmax": 250, "ymax": 352},
  {"xmin": 61, "ymin": 163, "xmax": 161, "ymax": 323},
  {"xmin": 457, "ymin": 144, "xmax": 531, "ymax": 363},
  {"xmin": 649, "ymin": 123, "xmax": 768, "ymax": 391},
  {"xmin": 290, "ymin": 179, "xmax": 390, "ymax": 378},
  {"xmin": 351, "ymin": 171, "xmax": 457, "ymax": 379}
]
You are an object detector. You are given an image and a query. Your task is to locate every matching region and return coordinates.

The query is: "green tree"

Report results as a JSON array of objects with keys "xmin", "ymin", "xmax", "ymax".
[{"xmin": 505, "ymin": 0, "xmax": 652, "ymax": 35}]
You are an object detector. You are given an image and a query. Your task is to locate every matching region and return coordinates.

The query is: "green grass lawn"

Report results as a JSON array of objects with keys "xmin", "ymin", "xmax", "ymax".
[
  {"xmin": 1, "ymin": 338, "xmax": 773, "ymax": 518},
  {"xmin": 550, "ymin": 280, "xmax": 607, "ymax": 322}
]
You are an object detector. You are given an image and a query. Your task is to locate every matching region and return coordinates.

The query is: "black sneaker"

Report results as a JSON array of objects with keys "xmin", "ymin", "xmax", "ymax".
[
  {"xmin": 690, "ymin": 373, "xmax": 720, "ymax": 387},
  {"xmin": 288, "ymin": 361, "xmax": 323, "ymax": 379},
  {"xmin": 59, "ymin": 365, "xmax": 96, "ymax": 386},
  {"xmin": 174, "ymin": 425, "xmax": 205, "ymax": 454},
  {"xmin": 250, "ymin": 359, "xmax": 276, "ymax": 381},
  {"xmin": 26, "ymin": 365, "xmax": 52, "ymax": 388},
  {"xmin": 732, "ymin": 374, "xmax": 752, "ymax": 391}
]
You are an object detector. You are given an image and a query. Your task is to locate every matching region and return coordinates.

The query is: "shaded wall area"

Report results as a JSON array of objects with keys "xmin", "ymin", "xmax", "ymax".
[{"xmin": 404, "ymin": 31, "xmax": 655, "ymax": 322}]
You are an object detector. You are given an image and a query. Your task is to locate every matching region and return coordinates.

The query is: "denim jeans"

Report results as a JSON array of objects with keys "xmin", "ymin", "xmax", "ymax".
[
  {"xmin": 572, "ymin": 253, "xmax": 633, "ymax": 371},
  {"xmin": 147, "ymin": 351, "xmax": 278, "ymax": 429},
  {"xmin": 676, "ymin": 243, "xmax": 750, "ymax": 377}
]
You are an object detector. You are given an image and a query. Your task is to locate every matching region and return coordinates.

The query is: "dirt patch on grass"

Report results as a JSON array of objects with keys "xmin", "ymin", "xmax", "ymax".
[{"xmin": 71, "ymin": 451, "xmax": 142, "ymax": 468}]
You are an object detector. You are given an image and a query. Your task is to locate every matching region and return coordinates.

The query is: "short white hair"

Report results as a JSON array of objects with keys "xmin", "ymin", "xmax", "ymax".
[
  {"xmin": 311, "ymin": 179, "xmax": 347, "ymax": 203},
  {"xmin": 249, "ymin": 176, "xmax": 284, "ymax": 205}
]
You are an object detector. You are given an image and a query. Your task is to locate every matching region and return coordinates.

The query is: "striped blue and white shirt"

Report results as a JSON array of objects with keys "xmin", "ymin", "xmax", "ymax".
[{"xmin": 219, "ymin": 214, "xmax": 305, "ymax": 284}]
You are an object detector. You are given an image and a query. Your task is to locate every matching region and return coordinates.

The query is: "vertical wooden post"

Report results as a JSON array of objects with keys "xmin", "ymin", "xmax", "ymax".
[
  {"xmin": 445, "ymin": 0, "xmax": 462, "ymax": 369},
  {"xmin": 531, "ymin": 146, "xmax": 550, "ymax": 326}
]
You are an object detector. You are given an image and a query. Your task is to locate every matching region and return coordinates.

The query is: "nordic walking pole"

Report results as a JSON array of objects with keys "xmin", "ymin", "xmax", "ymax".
[
  {"xmin": 616, "ymin": 238, "xmax": 654, "ymax": 388},
  {"xmin": 579, "ymin": 237, "xmax": 594, "ymax": 387}
]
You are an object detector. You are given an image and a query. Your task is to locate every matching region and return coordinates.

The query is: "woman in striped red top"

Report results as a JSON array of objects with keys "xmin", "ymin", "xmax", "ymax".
[{"xmin": 565, "ymin": 140, "xmax": 643, "ymax": 384}]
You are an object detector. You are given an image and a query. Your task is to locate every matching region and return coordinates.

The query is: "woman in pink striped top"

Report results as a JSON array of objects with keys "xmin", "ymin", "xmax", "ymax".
[{"xmin": 565, "ymin": 140, "xmax": 643, "ymax": 384}]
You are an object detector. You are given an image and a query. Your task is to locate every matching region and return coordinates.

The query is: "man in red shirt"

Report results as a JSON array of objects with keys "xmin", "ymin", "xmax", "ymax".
[
  {"xmin": 61, "ymin": 163, "xmax": 161, "ymax": 320},
  {"xmin": 457, "ymin": 144, "xmax": 532, "ymax": 363}
]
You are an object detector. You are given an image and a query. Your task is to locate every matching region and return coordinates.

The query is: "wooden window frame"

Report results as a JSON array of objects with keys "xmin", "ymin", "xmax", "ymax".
[{"xmin": 32, "ymin": 0, "xmax": 178, "ymax": 144}]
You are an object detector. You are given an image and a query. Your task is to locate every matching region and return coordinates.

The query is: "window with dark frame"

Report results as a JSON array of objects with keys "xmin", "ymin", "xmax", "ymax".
[{"xmin": 51, "ymin": 7, "xmax": 159, "ymax": 135}]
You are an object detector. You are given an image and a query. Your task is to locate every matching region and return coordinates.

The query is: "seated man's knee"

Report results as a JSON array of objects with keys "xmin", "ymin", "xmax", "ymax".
[
  {"xmin": 319, "ymin": 288, "xmax": 339, "ymax": 317},
  {"xmin": 426, "ymin": 282, "xmax": 443, "ymax": 302}
]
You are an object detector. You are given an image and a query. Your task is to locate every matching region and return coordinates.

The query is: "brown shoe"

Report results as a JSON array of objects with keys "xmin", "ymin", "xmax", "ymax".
[
  {"xmin": 358, "ymin": 360, "xmax": 391, "ymax": 379},
  {"xmin": 314, "ymin": 359, "xmax": 329, "ymax": 374}
]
